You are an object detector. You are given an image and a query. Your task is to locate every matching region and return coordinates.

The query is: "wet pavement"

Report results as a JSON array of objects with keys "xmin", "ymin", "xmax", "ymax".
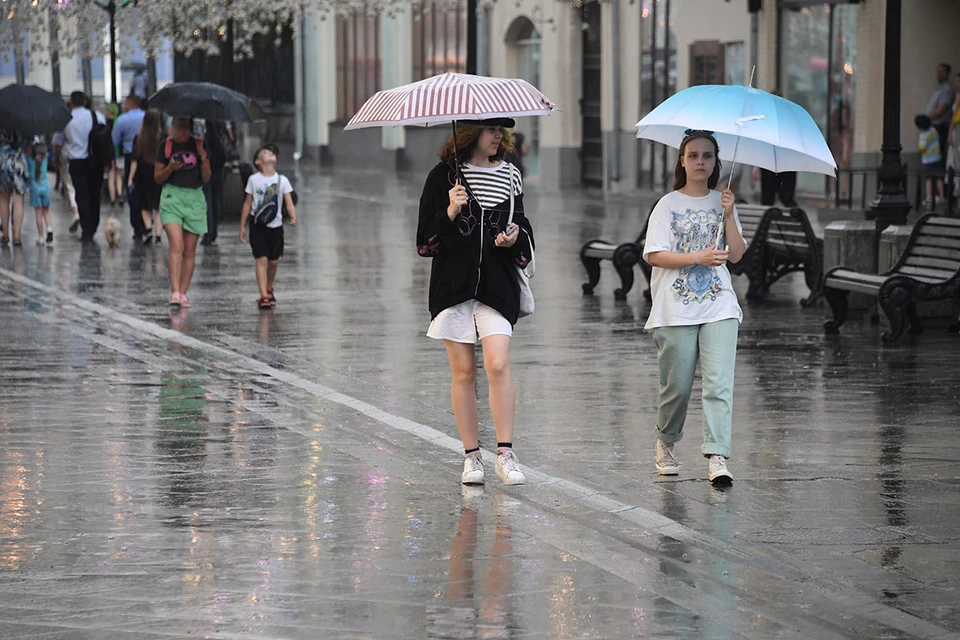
[{"xmin": 1, "ymin": 168, "xmax": 959, "ymax": 639}]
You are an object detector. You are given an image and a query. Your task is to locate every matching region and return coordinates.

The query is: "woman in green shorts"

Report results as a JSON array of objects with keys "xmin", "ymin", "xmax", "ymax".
[{"xmin": 155, "ymin": 117, "xmax": 211, "ymax": 307}]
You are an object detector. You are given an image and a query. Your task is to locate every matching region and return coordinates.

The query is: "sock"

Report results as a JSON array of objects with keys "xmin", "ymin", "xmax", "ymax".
[
  {"xmin": 464, "ymin": 447, "xmax": 481, "ymax": 458},
  {"xmin": 497, "ymin": 442, "xmax": 512, "ymax": 456}
]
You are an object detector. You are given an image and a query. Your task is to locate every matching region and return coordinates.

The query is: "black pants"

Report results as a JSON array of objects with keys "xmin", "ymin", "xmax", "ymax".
[
  {"xmin": 760, "ymin": 169, "xmax": 798, "ymax": 208},
  {"xmin": 123, "ymin": 153, "xmax": 144, "ymax": 238},
  {"xmin": 935, "ymin": 123, "xmax": 950, "ymax": 170},
  {"xmin": 69, "ymin": 158, "xmax": 104, "ymax": 240},
  {"xmin": 203, "ymin": 165, "xmax": 225, "ymax": 242}
]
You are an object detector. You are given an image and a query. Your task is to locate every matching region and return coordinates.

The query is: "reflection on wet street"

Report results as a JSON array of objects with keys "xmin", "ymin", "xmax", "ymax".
[{"xmin": 0, "ymin": 169, "xmax": 958, "ymax": 638}]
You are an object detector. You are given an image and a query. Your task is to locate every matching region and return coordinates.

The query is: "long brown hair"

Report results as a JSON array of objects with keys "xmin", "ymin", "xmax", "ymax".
[
  {"xmin": 438, "ymin": 125, "xmax": 515, "ymax": 166},
  {"xmin": 672, "ymin": 131, "xmax": 722, "ymax": 191},
  {"xmin": 133, "ymin": 110, "xmax": 163, "ymax": 164}
]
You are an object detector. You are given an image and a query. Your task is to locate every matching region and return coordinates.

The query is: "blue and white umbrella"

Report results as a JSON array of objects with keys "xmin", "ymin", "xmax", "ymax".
[{"xmin": 635, "ymin": 84, "xmax": 837, "ymax": 178}]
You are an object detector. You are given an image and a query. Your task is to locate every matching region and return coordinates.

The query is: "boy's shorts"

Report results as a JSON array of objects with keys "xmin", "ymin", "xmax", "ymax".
[
  {"xmin": 427, "ymin": 300, "xmax": 512, "ymax": 344},
  {"xmin": 250, "ymin": 224, "xmax": 284, "ymax": 260},
  {"xmin": 921, "ymin": 163, "xmax": 943, "ymax": 181},
  {"xmin": 160, "ymin": 185, "xmax": 208, "ymax": 236}
]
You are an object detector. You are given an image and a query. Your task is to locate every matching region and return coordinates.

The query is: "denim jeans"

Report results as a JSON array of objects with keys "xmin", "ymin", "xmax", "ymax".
[{"xmin": 652, "ymin": 318, "xmax": 739, "ymax": 458}]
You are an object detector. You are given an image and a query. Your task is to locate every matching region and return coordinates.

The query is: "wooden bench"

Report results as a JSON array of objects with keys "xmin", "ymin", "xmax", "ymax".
[
  {"xmin": 579, "ymin": 201, "xmax": 761, "ymax": 302},
  {"xmin": 725, "ymin": 204, "xmax": 768, "ymax": 300},
  {"xmin": 580, "ymin": 204, "xmax": 653, "ymax": 301},
  {"xmin": 751, "ymin": 207, "xmax": 824, "ymax": 307},
  {"xmin": 823, "ymin": 214, "xmax": 960, "ymax": 343}
]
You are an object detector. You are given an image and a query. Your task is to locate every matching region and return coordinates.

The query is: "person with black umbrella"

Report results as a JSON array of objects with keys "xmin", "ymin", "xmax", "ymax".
[{"xmin": 155, "ymin": 117, "xmax": 211, "ymax": 307}]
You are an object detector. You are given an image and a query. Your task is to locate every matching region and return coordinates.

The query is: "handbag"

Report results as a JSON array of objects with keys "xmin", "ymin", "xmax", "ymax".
[{"xmin": 506, "ymin": 164, "xmax": 535, "ymax": 317}]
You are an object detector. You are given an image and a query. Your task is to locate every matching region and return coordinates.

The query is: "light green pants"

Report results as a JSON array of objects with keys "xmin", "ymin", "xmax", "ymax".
[{"xmin": 652, "ymin": 318, "xmax": 739, "ymax": 458}]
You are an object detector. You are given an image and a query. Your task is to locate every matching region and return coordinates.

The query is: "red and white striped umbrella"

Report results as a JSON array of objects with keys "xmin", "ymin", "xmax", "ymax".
[{"xmin": 344, "ymin": 73, "xmax": 559, "ymax": 130}]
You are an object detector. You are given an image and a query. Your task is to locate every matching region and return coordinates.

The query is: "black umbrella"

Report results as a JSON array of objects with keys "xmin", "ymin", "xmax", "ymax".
[
  {"xmin": 147, "ymin": 82, "xmax": 266, "ymax": 123},
  {"xmin": 0, "ymin": 84, "xmax": 72, "ymax": 136}
]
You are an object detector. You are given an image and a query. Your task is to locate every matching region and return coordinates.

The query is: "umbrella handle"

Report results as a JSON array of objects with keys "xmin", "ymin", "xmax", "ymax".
[{"xmin": 718, "ymin": 134, "xmax": 742, "ymax": 247}]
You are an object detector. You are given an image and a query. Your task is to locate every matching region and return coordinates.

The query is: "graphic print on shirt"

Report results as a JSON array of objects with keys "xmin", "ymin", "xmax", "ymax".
[
  {"xmin": 670, "ymin": 208, "xmax": 725, "ymax": 304},
  {"xmin": 171, "ymin": 149, "xmax": 199, "ymax": 172}
]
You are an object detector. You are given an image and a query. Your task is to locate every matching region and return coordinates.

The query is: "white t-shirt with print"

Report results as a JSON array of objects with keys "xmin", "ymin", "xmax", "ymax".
[
  {"xmin": 245, "ymin": 171, "xmax": 292, "ymax": 229},
  {"xmin": 642, "ymin": 190, "xmax": 743, "ymax": 331}
]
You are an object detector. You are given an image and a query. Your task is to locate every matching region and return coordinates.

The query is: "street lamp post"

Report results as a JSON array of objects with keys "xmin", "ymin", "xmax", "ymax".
[
  {"xmin": 867, "ymin": 0, "xmax": 911, "ymax": 269},
  {"xmin": 466, "ymin": 0, "xmax": 478, "ymax": 75}
]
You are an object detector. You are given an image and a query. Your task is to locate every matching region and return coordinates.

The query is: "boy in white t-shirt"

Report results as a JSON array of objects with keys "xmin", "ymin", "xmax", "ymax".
[
  {"xmin": 239, "ymin": 144, "xmax": 297, "ymax": 309},
  {"xmin": 642, "ymin": 130, "xmax": 745, "ymax": 487}
]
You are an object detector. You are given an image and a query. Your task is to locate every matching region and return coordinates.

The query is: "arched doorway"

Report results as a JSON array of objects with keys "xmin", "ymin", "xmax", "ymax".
[{"xmin": 506, "ymin": 17, "xmax": 541, "ymax": 176}]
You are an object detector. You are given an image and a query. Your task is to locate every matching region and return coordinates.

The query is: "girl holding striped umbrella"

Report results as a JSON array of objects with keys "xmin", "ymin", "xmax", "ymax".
[{"xmin": 416, "ymin": 118, "xmax": 534, "ymax": 487}]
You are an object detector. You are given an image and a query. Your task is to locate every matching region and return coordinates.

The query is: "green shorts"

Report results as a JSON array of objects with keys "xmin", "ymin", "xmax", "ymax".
[{"xmin": 159, "ymin": 184, "xmax": 208, "ymax": 236}]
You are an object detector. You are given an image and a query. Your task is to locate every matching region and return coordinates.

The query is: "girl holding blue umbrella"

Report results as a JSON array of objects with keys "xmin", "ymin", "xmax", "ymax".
[{"xmin": 642, "ymin": 130, "xmax": 745, "ymax": 486}]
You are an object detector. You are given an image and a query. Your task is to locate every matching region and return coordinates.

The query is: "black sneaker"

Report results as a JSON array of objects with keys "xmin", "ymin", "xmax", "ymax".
[
  {"xmin": 69, "ymin": 218, "xmax": 80, "ymax": 233},
  {"xmin": 155, "ymin": 235, "xmax": 162, "ymax": 246},
  {"xmin": 143, "ymin": 233, "xmax": 154, "ymax": 246},
  {"xmin": 46, "ymin": 231, "xmax": 53, "ymax": 244}
]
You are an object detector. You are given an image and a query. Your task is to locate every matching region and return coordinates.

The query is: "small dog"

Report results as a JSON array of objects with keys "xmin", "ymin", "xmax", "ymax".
[{"xmin": 104, "ymin": 218, "xmax": 122, "ymax": 248}]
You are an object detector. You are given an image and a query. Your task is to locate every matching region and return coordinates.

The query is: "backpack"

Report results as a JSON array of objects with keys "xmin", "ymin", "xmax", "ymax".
[
  {"xmin": 253, "ymin": 178, "xmax": 282, "ymax": 227},
  {"xmin": 88, "ymin": 110, "xmax": 114, "ymax": 166},
  {"xmin": 163, "ymin": 136, "xmax": 204, "ymax": 163}
]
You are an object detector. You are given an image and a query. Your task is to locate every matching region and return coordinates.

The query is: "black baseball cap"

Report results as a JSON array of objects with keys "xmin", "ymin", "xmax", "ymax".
[{"xmin": 457, "ymin": 117, "xmax": 516, "ymax": 128}]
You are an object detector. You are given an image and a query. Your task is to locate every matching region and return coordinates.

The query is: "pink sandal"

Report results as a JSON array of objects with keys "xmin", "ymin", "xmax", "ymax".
[
  {"xmin": 179, "ymin": 294, "xmax": 191, "ymax": 308},
  {"xmin": 169, "ymin": 292, "xmax": 181, "ymax": 306}
]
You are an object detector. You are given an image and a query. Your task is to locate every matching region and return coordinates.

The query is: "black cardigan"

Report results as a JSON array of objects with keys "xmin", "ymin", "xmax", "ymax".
[{"xmin": 416, "ymin": 161, "xmax": 535, "ymax": 325}]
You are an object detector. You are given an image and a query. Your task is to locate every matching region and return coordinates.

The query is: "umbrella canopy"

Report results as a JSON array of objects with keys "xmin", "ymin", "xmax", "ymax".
[
  {"xmin": 0, "ymin": 84, "xmax": 72, "ymax": 137},
  {"xmin": 147, "ymin": 82, "xmax": 266, "ymax": 123},
  {"xmin": 344, "ymin": 72, "xmax": 559, "ymax": 130},
  {"xmin": 635, "ymin": 85, "xmax": 837, "ymax": 176}
]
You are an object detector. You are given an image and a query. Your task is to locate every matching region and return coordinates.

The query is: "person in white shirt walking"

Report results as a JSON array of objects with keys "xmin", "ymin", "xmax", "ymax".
[
  {"xmin": 642, "ymin": 129, "xmax": 745, "ymax": 487},
  {"xmin": 62, "ymin": 91, "xmax": 106, "ymax": 242}
]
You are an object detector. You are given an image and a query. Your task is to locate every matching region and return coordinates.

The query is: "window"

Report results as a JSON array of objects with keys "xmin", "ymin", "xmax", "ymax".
[
  {"xmin": 412, "ymin": 0, "xmax": 466, "ymax": 81},
  {"xmin": 336, "ymin": 12, "xmax": 381, "ymax": 121},
  {"xmin": 725, "ymin": 41, "xmax": 745, "ymax": 85}
]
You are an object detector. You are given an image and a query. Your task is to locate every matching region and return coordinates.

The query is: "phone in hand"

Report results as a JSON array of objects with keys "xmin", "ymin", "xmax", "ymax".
[
  {"xmin": 192, "ymin": 118, "xmax": 206, "ymax": 140},
  {"xmin": 505, "ymin": 223, "xmax": 519, "ymax": 236}
]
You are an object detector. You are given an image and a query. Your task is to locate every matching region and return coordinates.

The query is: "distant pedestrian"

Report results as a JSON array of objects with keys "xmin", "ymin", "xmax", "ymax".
[
  {"xmin": 503, "ymin": 131, "xmax": 528, "ymax": 177},
  {"xmin": 201, "ymin": 120, "xmax": 236, "ymax": 246},
  {"xmin": 52, "ymin": 129, "xmax": 79, "ymax": 230},
  {"xmin": 415, "ymin": 119, "xmax": 535, "ymax": 487},
  {"xmin": 754, "ymin": 166, "xmax": 798, "ymax": 208},
  {"xmin": 104, "ymin": 103, "xmax": 125, "ymax": 210},
  {"xmin": 642, "ymin": 130, "xmax": 744, "ymax": 487},
  {"xmin": 26, "ymin": 141, "xmax": 53, "ymax": 245},
  {"xmin": 63, "ymin": 91, "xmax": 107, "ymax": 242},
  {"xmin": 926, "ymin": 63, "xmax": 955, "ymax": 170},
  {"xmin": 947, "ymin": 72, "xmax": 960, "ymax": 195},
  {"xmin": 916, "ymin": 114, "xmax": 945, "ymax": 210},
  {"xmin": 0, "ymin": 129, "xmax": 28, "ymax": 246},
  {"xmin": 128, "ymin": 109, "xmax": 164, "ymax": 245},
  {"xmin": 239, "ymin": 144, "xmax": 297, "ymax": 309},
  {"xmin": 130, "ymin": 71, "xmax": 148, "ymax": 103},
  {"xmin": 155, "ymin": 117, "xmax": 211, "ymax": 307},
  {"xmin": 112, "ymin": 95, "xmax": 146, "ymax": 240}
]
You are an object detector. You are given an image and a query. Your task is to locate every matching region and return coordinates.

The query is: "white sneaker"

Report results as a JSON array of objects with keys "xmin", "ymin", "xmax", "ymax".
[
  {"xmin": 461, "ymin": 455, "xmax": 485, "ymax": 485},
  {"xmin": 495, "ymin": 450, "xmax": 526, "ymax": 485},
  {"xmin": 708, "ymin": 455, "xmax": 733, "ymax": 485},
  {"xmin": 655, "ymin": 439, "xmax": 680, "ymax": 475}
]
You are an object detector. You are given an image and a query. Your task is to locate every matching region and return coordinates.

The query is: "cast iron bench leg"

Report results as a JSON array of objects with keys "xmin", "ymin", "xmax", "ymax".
[
  {"xmin": 581, "ymin": 254, "xmax": 602, "ymax": 295},
  {"xmin": 612, "ymin": 244, "xmax": 640, "ymax": 301},
  {"xmin": 823, "ymin": 287, "xmax": 850, "ymax": 334}
]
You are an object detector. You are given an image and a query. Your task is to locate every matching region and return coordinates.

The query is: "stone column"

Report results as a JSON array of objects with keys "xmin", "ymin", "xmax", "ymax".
[
  {"xmin": 381, "ymin": 9, "xmax": 412, "ymax": 170},
  {"xmin": 303, "ymin": 13, "xmax": 337, "ymax": 165}
]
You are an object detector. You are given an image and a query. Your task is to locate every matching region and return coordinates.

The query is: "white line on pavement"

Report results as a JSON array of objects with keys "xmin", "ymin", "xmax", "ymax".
[{"xmin": 1, "ymin": 266, "xmax": 955, "ymax": 640}]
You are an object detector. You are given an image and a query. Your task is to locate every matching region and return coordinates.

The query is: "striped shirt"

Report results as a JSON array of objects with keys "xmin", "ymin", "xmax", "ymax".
[
  {"xmin": 461, "ymin": 161, "xmax": 522, "ymax": 210},
  {"xmin": 919, "ymin": 128, "xmax": 942, "ymax": 165}
]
